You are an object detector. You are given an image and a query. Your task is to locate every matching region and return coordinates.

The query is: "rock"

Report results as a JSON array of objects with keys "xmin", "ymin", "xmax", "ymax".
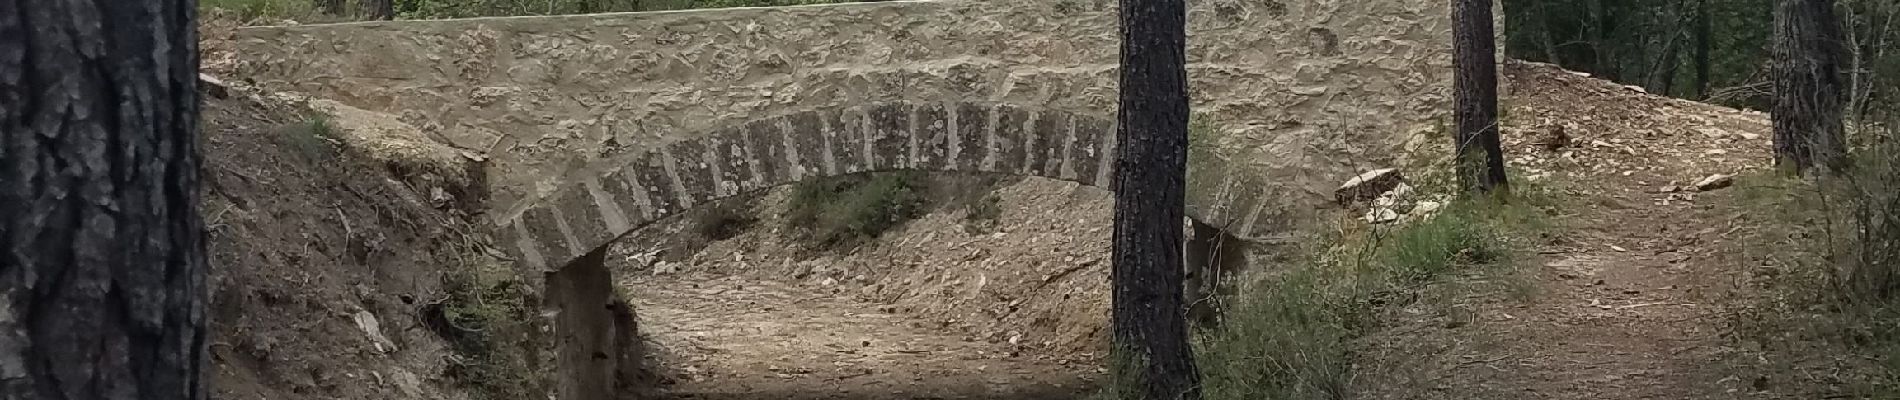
[
  {"xmin": 1537, "ymin": 125, "xmax": 1571, "ymax": 151},
  {"xmin": 1738, "ymin": 132, "xmax": 1762, "ymax": 140},
  {"xmin": 1335, "ymin": 168, "xmax": 1403, "ymax": 204},
  {"xmin": 1388, "ymin": 182, "xmax": 1415, "ymax": 198},
  {"xmin": 1693, "ymin": 174, "xmax": 1734, "ymax": 191},
  {"xmin": 198, "ymin": 73, "xmax": 230, "ymax": 99},
  {"xmin": 652, "ymin": 261, "xmax": 680, "ymax": 275},
  {"xmin": 1413, "ymin": 200, "xmax": 1444, "ymax": 215},
  {"xmin": 351, "ymin": 310, "xmax": 398, "ymax": 353},
  {"xmin": 1364, "ymin": 208, "xmax": 1400, "ymax": 224}
]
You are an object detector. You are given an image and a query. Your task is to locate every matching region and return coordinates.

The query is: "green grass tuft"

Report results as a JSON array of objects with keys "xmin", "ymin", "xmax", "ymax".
[
  {"xmin": 280, "ymin": 115, "xmax": 340, "ymax": 160},
  {"xmin": 1193, "ymin": 193, "xmax": 1547, "ymax": 400}
]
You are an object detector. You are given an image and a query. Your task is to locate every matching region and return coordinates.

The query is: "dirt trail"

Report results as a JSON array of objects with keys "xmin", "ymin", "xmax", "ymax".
[
  {"xmin": 628, "ymin": 273, "xmax": 1097, "ymax": 400},
  {"xmin": 1353, "ymin": 62, "xmax": 1783, "ymax": 399}
]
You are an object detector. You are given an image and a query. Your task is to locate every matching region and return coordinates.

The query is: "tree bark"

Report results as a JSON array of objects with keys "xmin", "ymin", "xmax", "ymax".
[
  {"xmin": 1454, "ymin": 0, "xmax": 1511, "ymax": 193},
  {"xmin": 1111, "ymin": 0, "xmax": 1200, "ymax": 397},
  {"xmin": 0, "ymin": 1, "xmax": 209, "ymax": 399},
  {"xmin": 367, "ymin": 0, "xmax": 396, "ymax": 20},
  {"xmin": 315, "ymin": 0, "xmax": 346, "ymax": 15},
  {"xmin": 1773, "ymin": 0, "xmax": 1849, "ymax": 174}
]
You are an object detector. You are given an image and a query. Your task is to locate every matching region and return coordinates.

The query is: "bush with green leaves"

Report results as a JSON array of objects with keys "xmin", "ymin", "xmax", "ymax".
[
  {"xmin": 425, "ymin": 263, "xmax": 541, "ymax": 400},
  {"xmin": 1192, "ymin": 195, "xmax": 1544, "ymax": 400},
  {"xmin": 782, "ymin": 171, "xmax": 928, "ymax": 250}
]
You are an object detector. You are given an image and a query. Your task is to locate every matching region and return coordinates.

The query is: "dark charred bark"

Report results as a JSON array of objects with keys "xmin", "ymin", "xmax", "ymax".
[
  {"xmin": 1773, "ymin": 0, "xmax": 1849, "ymax": 174},
  {"xmin": 0, "ymin": 0, "xmax": 209, "ymax": 399},
  {"xmin": 1111, "ymin": 0, "xmax": 1201, "ymax": 397},
  {"xmin": 1454, "ymin": 0, "xmax": 1511, "ymax": 193}
]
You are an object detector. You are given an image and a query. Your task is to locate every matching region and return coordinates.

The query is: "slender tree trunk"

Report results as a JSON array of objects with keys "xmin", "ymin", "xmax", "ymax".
[
  {"xmin": 315, "ymin": 0, "xmax": 346, "ymax": 15},
  {"xmin": 1651, "ymin": 15, "xmax": 1684, "ymax": 96},
  {"xmin": 1111, "ymin": 0, "xmax": 1200, "ymax": 397},
  {"xmin": 1695, "ymin": 0, "xmax": 1714, "ymax": 98},
  {"xmin": 0, "ymin": 1, "xmax": 209, "ymax": 399},
  {"xmin": 367, "ymin": 0, "xmax": 395, "ymax": 20},
  {"xmin": 1535, "ymin": 0, "xmax": 1564, "ymax": 64},
  {"xmin": 1595, "ymin": 0, "xmax": 1620, "ymax": 79},
  {"xmin": 1454, "ymin": 0, "xmax": 1511, "ymax": 193},
  {"xmin": 1773, "ymin": 0, "xmax": 1849, "ymax": 174}
]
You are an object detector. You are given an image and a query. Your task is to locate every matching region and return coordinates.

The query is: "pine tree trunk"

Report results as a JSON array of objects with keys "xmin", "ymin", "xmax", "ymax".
[
  {"xmin": 1773, "ymin": 0, "xmax": 1849, "ymax": 174},
  {"xmin": 1454, "ymin": 0, "xmax": 1511, "ymax": 193},
  {"xmin": 1111, "ymin": 0, "xmax": 1201, "ymax": 397},
  {"xmin": 0, "ymin": 1, "xmax": 209, "ymax": 399}
]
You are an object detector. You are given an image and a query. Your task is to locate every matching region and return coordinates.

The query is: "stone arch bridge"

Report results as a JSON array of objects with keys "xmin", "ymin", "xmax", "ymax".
[
  {"xmin": 224, "ymin": 0, "xmax": 1456, "ymax": 397},
  {"xmin": 508, "ymin": 101, "xmax": 1127, "ymax": 270}
]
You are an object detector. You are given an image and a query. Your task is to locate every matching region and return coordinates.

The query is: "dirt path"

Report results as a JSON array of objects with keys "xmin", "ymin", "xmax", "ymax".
[
  {"xmin": 1351, "ymin": 62, "xmax": 1782, "ymax": 399},
  {"xmin": 627, "ymin": 273, "xmax": 1097, "ymax": 400}
]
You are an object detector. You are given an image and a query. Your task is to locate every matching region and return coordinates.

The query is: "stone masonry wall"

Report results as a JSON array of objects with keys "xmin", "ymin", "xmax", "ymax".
[{"xmin": 228, "ymin": 0, "xmax": 1455, "ymax": 267}]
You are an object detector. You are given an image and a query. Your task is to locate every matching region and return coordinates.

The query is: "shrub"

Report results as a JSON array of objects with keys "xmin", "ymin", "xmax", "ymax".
[
  {"xmin": 690, "ymin": 197, "xmax": 758, "ymax": 241},
  {"xmin": 422, "ymin": 262, "xmax": 541, "ymax": 400},
  {"xmin": 1193, "ymin": 195, "xmax": 1541, "ymax": 400},
  {"xmin": 280, "ymin": 115, "xmax": 339, "ymax": 160},
  {"xmin": 783, "ymin": 172, "xmax": 928, "ymax": 250}
]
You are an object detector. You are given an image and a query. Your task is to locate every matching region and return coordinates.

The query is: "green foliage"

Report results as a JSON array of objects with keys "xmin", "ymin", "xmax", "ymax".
[
  {"xmin": 783, "ymin": 172, "xmax": 928, "ymax": 250},
  {"xmin": 1194, "ymin": 195, "xmax": 1546, "ymax": 400},
  {"xmin": 1502, "ymin": 0, "xmax": 1900, "ymax": 114},
  {"xmin": 281, "ymin": 115, "xmax": 339, "ymax": 160},
  {"xmin": 1090, "ymin": 350, "xmax": 1151, "ymax": 400},
  {"xmin": 428, "ymin": 262, "xmax": 541, "ymax": 400},
  {"xmin": 1738, "ymin": 120, "xmax": 1900, "ymax": 304},
  {"xmin": 1727, "ymin": 113, "xmax": 1900, "ymax": 396},
  {"xmin": 203, "ymin": 0, "xmax": 324, "ymax": 21}
]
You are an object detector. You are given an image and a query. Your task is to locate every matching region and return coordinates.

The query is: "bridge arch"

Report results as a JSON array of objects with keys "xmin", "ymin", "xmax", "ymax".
[
  {"xmin": 505, "ymin": 100, "xmax": 1286, "ymax": 398},
  {"xmin": 498, "ymin": 100, "xmax": 1134, "ymax": 270},
  {"xmin": 500, "ymin": 102, "xmax": 1297, "ymax": 274}
]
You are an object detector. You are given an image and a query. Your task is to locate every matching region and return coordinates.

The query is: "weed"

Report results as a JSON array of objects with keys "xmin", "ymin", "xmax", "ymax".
[
  {"xmin": 280, "ymin": 115, "xmax": 339, "ymax": 160},
  {"xmin": 1192, "ymin": 194, "xmax": 1545, "ymax": 400},
  {"xmin": 422, "ymin": 258, "xmax": 541, "ymax": 400},
  {"xmin": 202, "ymin": 0, "xmax": 321, "ymax": 21},
  {"xmin": 690, "ymin": 197, "xmax": 758, "ymax": 241},
  {"xmin": 961, "ymin": 193, "xmax": 1003, "ymax": 234},
  {"xmin": 783, "ymin": 172, "xmax": 927, "ymax": 250},
  {"xmin": 1727, "ymin": 118, "xmax": 1900, "ymax": 396},
  {"xmin": 1090, "ymin": 350, "xmax": 1153, "ymax": 400}
]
